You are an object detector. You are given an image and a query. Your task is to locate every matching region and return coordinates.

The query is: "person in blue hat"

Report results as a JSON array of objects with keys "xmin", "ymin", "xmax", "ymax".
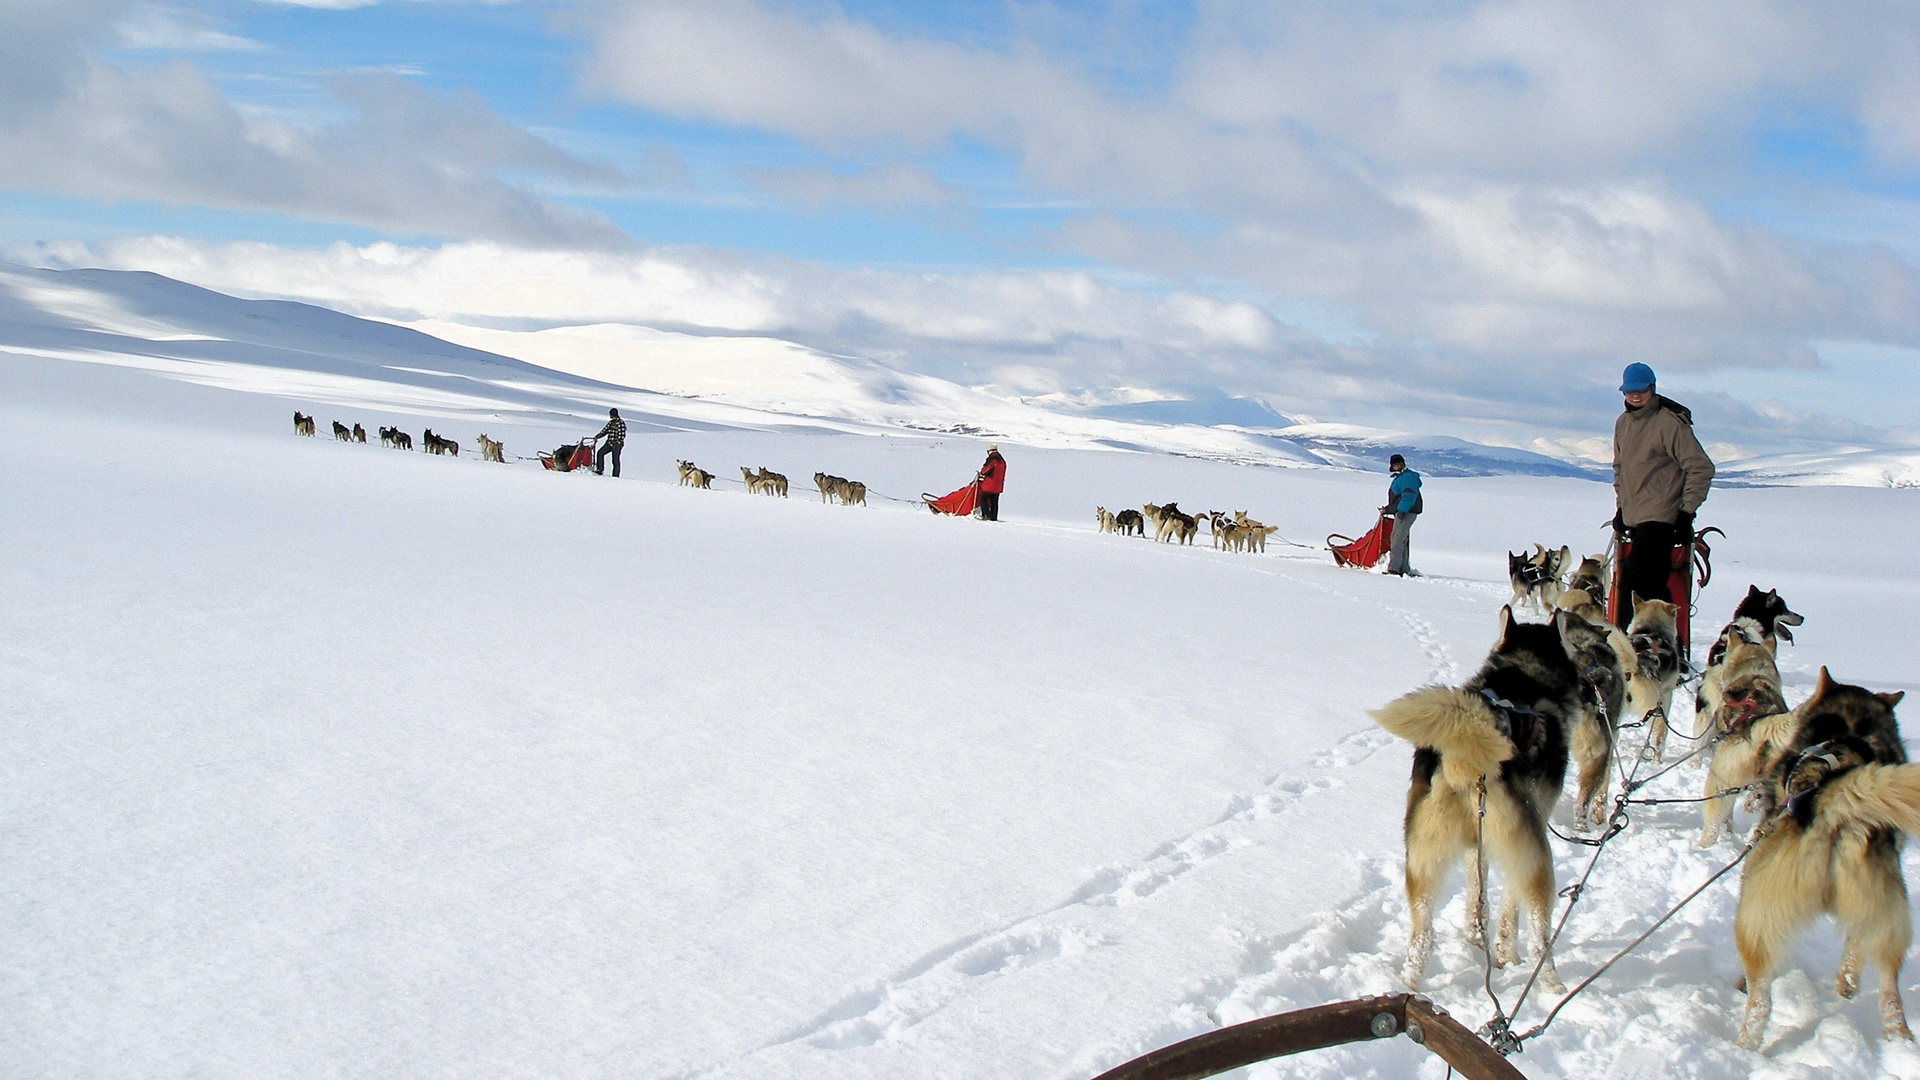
[{"xmin": 1612, "ymin": 363, "xmax": 1714, "ymax": 622}]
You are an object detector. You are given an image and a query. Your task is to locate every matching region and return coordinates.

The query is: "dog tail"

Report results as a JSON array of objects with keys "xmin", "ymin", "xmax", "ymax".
[
  {"xmin": 1816, "ymin": 763, "xmax": 1920, "ymax": 833},
  {"xmin": 1370, "ymin": 686, "xmax": 1512, "ymax": 790}
]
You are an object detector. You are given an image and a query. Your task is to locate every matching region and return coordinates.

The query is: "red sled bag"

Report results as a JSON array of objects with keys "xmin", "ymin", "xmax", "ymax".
[
  {"xmin": 1329, "ymin": 514, "xmax": 1395, "ymax": 569},
  {"xmin": 923, "ymin": 481, "xmax": 981, "ymax": 516}
]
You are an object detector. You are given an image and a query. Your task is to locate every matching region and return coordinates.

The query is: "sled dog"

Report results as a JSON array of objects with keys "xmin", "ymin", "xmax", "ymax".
[
  {"xmin": 741, "ymin": 466, "xmax": 770, "ymax": 495},
  {"xmin": 1695, "ymin": 586, "xmax": 1804, "ymax": 734},
  {"xmin": 1624, "ymin": 597, "xmax": 1683, "ymax": 761},
  {"xmin": 332, "ymin": 420, "xmax": 353, "ymax": 442},
  {"xmin": 1561, "ymin": 609, "xmax": 1634, "ymax": 831},
  {"xmin": 351, "ymin": 423, "xmax": 367, "ymax": 443},
  {"xmin": 678, "ymin": 460, "xmax": 700, "ymax": 486},
  {"xmin": 392, "ymin": 429, "xmax": 412, "ymax": 451},
  {"xmin": 1141, "ymin": 503, "xmax": 1167, "ymax": 538},
  {"xmin": 758, "ymin": 468, "xmax": 789, "ymax": 497},
  {"xmin": 1564, "ymin": 553, "xmax": 1609, "ymax": 604},
  {"xmin": 814, "ymin": 471, "xmax": 842, "ymax": 502},
  {"xmin": 1696, "ymin": 631, "xmax": 1792, "ymax": 846},
  {"xmin": 688, "ymin": 467, "xmax": 713, "ymax": 489},
  {"xmin": 844, "ymin": 480, "xmax": 867, "ymax": 506},
  {"xmin": 1154, "ymin": 502, "xmax": 1195, "ymax": 544},
  {"xmin": 1115, "ymin": 509, "xmax": 1144, "ymax": 537},
  {"xmin": 476, "ymin": 434, "xmax": 504, "ymax": 463},
  {"xmin": 1372, "ymin": 607, "xmax": 1600, "ymax": 994},
  {"xmin": 1508, "ymin": 545, "xmax": 1571, "ymax": 614},
  {"xmin": 294, "ymin": 411, "xmax": 316, "ymax": 437},
  {"xmin": 378, "ymin": 425, "xmax": 397, "ymax": 448},
  {"xmin": 1096, "ymin": 507, "xmax": 1118, "ymax": 534},
  {"xmin": 1733, "ymin": 675, "xmax": 1914, "ymax": 1050}
]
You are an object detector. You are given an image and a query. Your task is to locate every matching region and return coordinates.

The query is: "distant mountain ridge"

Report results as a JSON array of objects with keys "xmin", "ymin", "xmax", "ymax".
[{"xmin": 2, "ymin": 262, "xmax": 1910, "ymax": 485}]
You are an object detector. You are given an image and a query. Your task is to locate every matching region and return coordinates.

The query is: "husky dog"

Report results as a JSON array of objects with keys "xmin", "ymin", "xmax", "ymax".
[
  {"xmin": 1696, "ymin": 586, "xmax": 1805, "ymax": 732},
  {"xmin": 350, "ymin": 423, "xmax": 366, "ymax": 443},
  {"xmin": 332, "ymin": 420, "xmax": 353, "ymax": 442},
  {"xmin": 294, "ymin": 411, "xmax": 316, "ymax": 437},
  {"xmin": 1372, "ymin": 607, "xmax": 1600, "ymax": 994},
  {"xmin": 845, "ymin": 480, "xmax": 867, "ymax": 506},
  {"xmin": 1561, "ymin": 609, "xmax": 1634, "ymax": 830},
  {"xmin": 422, "ymin": 428, "xmax": 443, "ymax": 455},
  {"xmin": 1733, "ymin": 675, "xmax": 1915, "ymax": 1050},
  {"xmin": 678, "ymin": 460, "xmax": 700, "ymax": 486},
  {"xmin": 1096, "ymin": 507, "xmax": 1118, "ymax": 534},
  {"xmin": 1206, "ymin": 511, "xmax": 1234, "ymax": 549},
  {"xmin": 1564, "ymin": 552, "xmax": 1608, "ymax": 601},
  {"xmin": 1624, "ymin": 597, "xmax": 1683, "ymax": 761},
  {"xmin": 814, "ymin": 471, "xmax": 841, "ymax": 502},
  {"xmin": 392, "ymin": 429, "xmax": 412, "ymax": 451},
  {"xmin": 742, "ymin": 466, "xmax": 770, "ymax": 495},
  {"xmin": 1141, "ymin": 503, "xmax": 1168, "ymax": 538},
  {"xmin": 688, "ymin": 467, "xmax": 713, "ymax": 489},
  {"xmin": 1115, "ymin": 509, "xmax": 1144, "ymax": 537},
  {"xmin": 1245, "ymin": 525, "xmax": 1277, "ymax": 553},
  {"xmin": 1508, "ymin": 545, "xmax": 1571, "ymax": 613},
  {"xmin": 759, "ymin": 468, "xmax": 789, "ymax": 497},
  {"xmin": 1155, "ymin": 502, "xmax": 1195, "ymax": 544},
  {"xmin": 475, "ymin": 434, "xmax": 504, "ymax": 463},
  {"xmin": 378, "ymin": 425, "xmax": 397, "ymax": 448},
  {"xmin": 1696, "ymin": 631, "xmax": 1792, "ymax": 846}
]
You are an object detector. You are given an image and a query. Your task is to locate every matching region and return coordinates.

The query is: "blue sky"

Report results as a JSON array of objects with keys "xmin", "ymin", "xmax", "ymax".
[{"xmin": 4, "ymin": 1, "xmax": 1920, "ymax": 456}]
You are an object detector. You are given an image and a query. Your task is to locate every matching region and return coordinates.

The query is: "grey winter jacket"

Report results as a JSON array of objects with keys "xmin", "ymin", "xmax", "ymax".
[{"xmin": 1613, "ymin": 395, "xmax": 1714, "ymax": 527}]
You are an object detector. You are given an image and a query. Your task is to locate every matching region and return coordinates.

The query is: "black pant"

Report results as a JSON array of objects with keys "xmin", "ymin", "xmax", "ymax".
[
  {"xmin": 595, "ymin": 443, "xmax": 622, "ymax": 477},
  {"xmin": 1619, "ymin": 519, "xmax": 1677, "ymax": 624},
  {"xmin": 978, "ymin": 491, "xmax": 1000, "ymax": 521}
]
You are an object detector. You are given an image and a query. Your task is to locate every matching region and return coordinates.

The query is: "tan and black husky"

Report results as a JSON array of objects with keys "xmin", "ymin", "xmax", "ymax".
[
  {"xmin": 1372, "ymin": 608, "xmax": 1622, "ymax": 993},
  {"xmin": 1624, "ymin": 597, "xmax": 1683, "ymax": 762},
  {"xmin": 1695, "ymin": 630, "xmax": 1792, "ymax": 846},
  {"xmin": 1733, "ymin": 673, "xmax": 1914, "ymax": 1050}
]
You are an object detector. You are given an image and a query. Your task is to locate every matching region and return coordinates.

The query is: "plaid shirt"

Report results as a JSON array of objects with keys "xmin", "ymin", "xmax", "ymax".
[{"xmin": 595, "ymin": 416, "xmax": 627, "ymax": 446}]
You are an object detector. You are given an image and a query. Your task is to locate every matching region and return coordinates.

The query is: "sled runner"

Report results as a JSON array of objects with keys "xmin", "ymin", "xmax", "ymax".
[
  {"xmin": 1087, "ymin": 992, "xmax": 1526, "ymax": 1080},
  {"xmin": 539, "ymin": 440, "xmax": 595, "ymax": 473},
  {"xmin": 1607, "ymin": 525, "xmax": 1724, "ymax": 655},
  {"xmin": 922, "ymin": 480, "xmax": 980, "ymax": 516},
  {"xmin": 1328, "ymin": 513, "xmax": 1395, "ymax": 569}
]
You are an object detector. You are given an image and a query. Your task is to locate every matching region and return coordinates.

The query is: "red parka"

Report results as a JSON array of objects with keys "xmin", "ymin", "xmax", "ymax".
[{"xmin": 977, "ymin": 451, "xmax": 1007, "ymax": 493}]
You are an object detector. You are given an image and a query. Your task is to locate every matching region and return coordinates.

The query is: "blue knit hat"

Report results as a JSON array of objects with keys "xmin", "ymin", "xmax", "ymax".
[{"xmin": 1620, "ymin": 363, "xmax": 1656, "ymax": 392}]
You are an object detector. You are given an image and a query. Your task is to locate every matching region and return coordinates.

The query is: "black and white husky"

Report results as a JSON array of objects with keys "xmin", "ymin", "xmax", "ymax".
[{"xmin": 1372, "ymin": 607, "xmax": 1625, "ymax": 993}]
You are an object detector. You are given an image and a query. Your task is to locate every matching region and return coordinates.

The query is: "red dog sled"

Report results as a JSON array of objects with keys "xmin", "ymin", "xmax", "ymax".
[
  {"xmin": 1607, "ymin": 525, "xmax": 1723, "ymax": 655},
  {"xmin": 923, "ymin": 480, "xmax": 980, "ymax": 516},
  {"xmin": 1328, "ymin": 513, "xmax": 1394, "ymax": 569},
  {"xmin": 540, "ymin": 440, "xmax": 595, "ymax": 473}
]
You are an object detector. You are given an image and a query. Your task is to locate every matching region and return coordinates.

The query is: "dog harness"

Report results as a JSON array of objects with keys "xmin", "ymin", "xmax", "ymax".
[
  {"xmin": 1479, "ymin": 689, "xmax": 1544, "ymax": 751},
  {"xmin": 1717, "ymin": 688, "xmax": 1773, "ymax": 734}
]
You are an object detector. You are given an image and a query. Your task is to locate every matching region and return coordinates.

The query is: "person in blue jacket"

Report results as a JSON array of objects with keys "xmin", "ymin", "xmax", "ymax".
[{"xmin": 1382, "ymin": 453, "xmax": 1423, "ymax": 576}]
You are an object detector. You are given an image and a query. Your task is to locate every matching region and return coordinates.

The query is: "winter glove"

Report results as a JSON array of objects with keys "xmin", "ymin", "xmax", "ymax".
[
  {"xmin": 1610, "ymin": 510, "xmax": 1626, "ymax": 534},
  {"xmin": 1675, "ymin": 510, "xmax": 1695, "ymax": 540}
]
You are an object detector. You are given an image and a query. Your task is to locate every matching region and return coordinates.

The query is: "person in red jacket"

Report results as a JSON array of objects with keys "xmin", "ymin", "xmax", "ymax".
[{"xmin": 976, "ymin": 443, "xmax": 1007, "ymax": 521}]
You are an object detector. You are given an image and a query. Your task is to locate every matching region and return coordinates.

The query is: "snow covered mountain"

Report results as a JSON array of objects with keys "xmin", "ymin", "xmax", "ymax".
[{"xmin": 0, "ymin": 262, "xmax": 1612, "ymax": 479}]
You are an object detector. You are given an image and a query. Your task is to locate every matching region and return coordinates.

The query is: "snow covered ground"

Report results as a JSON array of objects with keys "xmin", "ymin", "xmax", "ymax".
[{"xmin": 6, "ymin": 278, "xmax": 1920, "ymax": 1079}]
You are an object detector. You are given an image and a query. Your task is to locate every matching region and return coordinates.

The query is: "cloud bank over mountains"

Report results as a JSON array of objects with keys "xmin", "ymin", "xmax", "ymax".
[{"xmin": 3, "ymin": 1, "xmax": 1919, "ymax": 458}]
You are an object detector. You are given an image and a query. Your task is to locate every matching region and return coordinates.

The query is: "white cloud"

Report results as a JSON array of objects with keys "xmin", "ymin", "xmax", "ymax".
[{"xmin": 0, "ymin": 3, "xmax": 627, "ymax": 246}]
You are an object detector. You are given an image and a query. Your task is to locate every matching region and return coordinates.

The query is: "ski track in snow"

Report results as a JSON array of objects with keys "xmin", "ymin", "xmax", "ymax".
[{"xmin": 749, "ymin": 727, "xmax": 1401, "ymax": 1063}]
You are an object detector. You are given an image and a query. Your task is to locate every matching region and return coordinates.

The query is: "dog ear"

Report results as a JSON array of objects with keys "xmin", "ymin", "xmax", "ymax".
[
  {"xmin": 1494, "ymin": 606, "xmax": 1516, "ymax": 649},
  {"xmin": 1878, "ymin": 691, "xmax": 1906, "ymax": 709},
  {"xmin": 1809, "ymin": 667, "xmax": 1835, "ymax": 704}
]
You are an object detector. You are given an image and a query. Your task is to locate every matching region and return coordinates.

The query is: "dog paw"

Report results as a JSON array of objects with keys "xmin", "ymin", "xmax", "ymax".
[
  {"xmin": 1837, "ymin": 971, "xmax": 1860, "ymax": 999},
  {"xmin": 1540, "ymin": 970, "xmax": 1566, "ymax": 995},
  {"xmin": 1696, "ymin": 830, "xmax": 1719, "ymax": 849}
]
